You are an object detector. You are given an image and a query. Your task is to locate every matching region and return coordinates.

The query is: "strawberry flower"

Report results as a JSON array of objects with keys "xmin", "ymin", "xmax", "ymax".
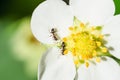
[{"xmin": 31, "ymin": 0, "xmax": 120, "ymax": 80}]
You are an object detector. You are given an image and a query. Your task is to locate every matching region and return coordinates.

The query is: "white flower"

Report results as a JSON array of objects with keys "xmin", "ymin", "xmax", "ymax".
[{"xmin": 31, "ymin": 0, "xmax": 120, "ymax": 80}]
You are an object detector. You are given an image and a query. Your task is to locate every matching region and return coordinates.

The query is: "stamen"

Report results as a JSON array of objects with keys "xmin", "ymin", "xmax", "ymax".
[
  {"xmin": 62, "ymin": 37, "xmax": 67, "ymax": 42},
  {"xmin": 69, "ymin": 27, "xmax": 74, "ymax": 31},
  {"xmin": 80, "ymin": 23, "xmax": 85, "ymax": 28},
  {"xmin": 99, "ymin": 35, "xmax": 104, "ymax": 39},
  {"xmin": 96, "ymin": 41, "xmax": 102, "ymax": 47},
  {"xmin": 96, "ymin": 57, "xmax": 101, "ymax": 63},
  {"xmin": 60, "ymin": 17, "xmax": 108, "ymax": 68},
  {"xmin": 85, "ymin": 62, "xmax": 89, "ymax": 68},
  {"xmin": 74, "ymin": 59, "xmax": 79, "ymax": 65},
  {"xmin": 101, "ymin": 47, "xmax": 107, "ymax": 53},
  {"xmin": 63, "ymin": 50, "xmax": 68, "ymax": 55},
  {"xmin": 92, "ymin": 50, "xmax": 97, "ymax": 56},
  {"xmin": 91, "ymin": 26, "xmax": 95, "ymax": 31},
  {"xmin": 72, "ymin": 48, "xmax": 76, "ymax": 56}
]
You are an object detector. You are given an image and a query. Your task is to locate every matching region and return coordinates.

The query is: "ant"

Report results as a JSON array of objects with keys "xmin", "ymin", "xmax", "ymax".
[
  {"xmin": 50, "ymin": 28, "xmax": 58, "ymax": 41},
  {"xmin": 61, "ymin": 42, "xmax": 66, "ymax": 55}
]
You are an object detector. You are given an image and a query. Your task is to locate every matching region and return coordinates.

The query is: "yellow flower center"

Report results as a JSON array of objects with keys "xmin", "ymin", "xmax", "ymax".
[{"xmin": 62, "ymin": 17, "xmax": 108, "ymax": 67}]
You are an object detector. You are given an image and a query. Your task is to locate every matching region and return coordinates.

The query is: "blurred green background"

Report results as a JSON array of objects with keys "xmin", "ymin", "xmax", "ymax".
[
  {"xmin": 0, "ymin": 0, "xmax": 120, "ymax": 80},
  {"xmin": 0, "ymin": 0, "xmax": 45, "ymax": 80}
]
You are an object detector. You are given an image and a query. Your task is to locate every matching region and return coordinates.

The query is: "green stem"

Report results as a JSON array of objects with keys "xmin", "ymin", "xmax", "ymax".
[{"xmin": 99, "ymin": 52, "xmax": 120, "ymax": 65}]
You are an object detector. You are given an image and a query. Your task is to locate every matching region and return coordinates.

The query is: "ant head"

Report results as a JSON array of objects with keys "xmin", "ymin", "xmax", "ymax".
[{"xmin": 51, "ymin": 28, "xmax": 57, "ymax": 33}]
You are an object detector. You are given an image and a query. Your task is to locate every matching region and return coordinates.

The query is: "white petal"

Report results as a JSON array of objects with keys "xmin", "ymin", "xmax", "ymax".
[
  {"xmin": 94, "ymin": 57, "xmax": 120, "ymax": 80},
  {"xmin": 103, "ymin": 15, "xmax": 120, "ymax": 59},
  {"xmin": 70, "ymin": 0, "xmax": 115, "ymax": 26},
  {"xmin": 38, "ymin": 47, "xmax": 76, "ymax": 80},
  {"xmin": 31, "ymin": 0, "xmax": 73, "ymax": 44},
  {"xmin": 77, "ymin": 63, "xmax": 96, "ymax": 80}
]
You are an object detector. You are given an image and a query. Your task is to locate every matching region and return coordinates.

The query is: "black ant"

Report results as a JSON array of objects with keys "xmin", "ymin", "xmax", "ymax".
[
  {"xmin": 50, "ymin": 28, "xmax": 58, "ymax": 41},
  {"xmin": 61, "ymin": 42, "xmax": 66, "ymax": 55}
]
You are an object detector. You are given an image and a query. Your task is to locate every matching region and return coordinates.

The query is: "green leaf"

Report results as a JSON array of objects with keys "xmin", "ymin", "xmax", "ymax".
[{"xmin": 114, "ymin": 0, "xmax": 120, "ymax": 15}]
